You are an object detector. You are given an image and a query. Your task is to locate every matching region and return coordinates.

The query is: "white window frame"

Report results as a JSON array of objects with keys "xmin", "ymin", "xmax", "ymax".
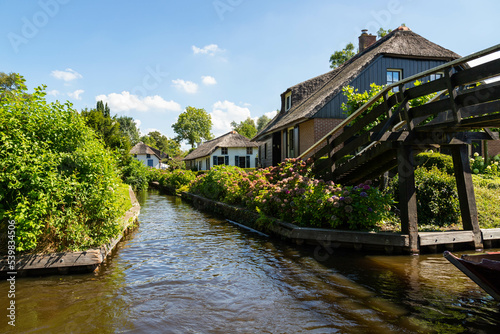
[
  {"xmin": 387, "ymin": 69, "xmax": 402, "ymax": 92},
  {"xmin": 285, "ymin": 92, "xmax": 292, "ymax": 111}
]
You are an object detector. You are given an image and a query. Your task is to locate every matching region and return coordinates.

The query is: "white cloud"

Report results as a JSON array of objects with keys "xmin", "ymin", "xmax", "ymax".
[
  {"xmin": 265, "ymin": 110, "xmax": 277, "ymax": 119},
  {"xmin": 142, "ymin": 128, "xmax": 160, "ymax": 136},
  {"xmin": 172, "ymin": 79, "xmax": 198, "ymax": 94},
  {"xmin": 201, "ymin": 75, "xmax": 217, "ymax": 85},
  {"xmin": 210, "ymin": 100, "xmax": 252, "ymax": 137},
  {"xmin": 134, "ymin": 119, "xmax": 141, "ymax": 129},
  {"xmin": 51, "ymin": 68, "xmax": 83, "ymax": 82},
  {"xmin": 68, "ymin": 89, "xmax": 84, "ymax": 100},
  {"xmin": 95, "ymin": 91, "xmax": 182, "ymax": 112},
  {"xmin": 192, "ymin": 44, "xmax": 223, "ymax": 56},
  {"xmin": 47, "ymin": 89, "xmax": 60, "ymax": 96}
]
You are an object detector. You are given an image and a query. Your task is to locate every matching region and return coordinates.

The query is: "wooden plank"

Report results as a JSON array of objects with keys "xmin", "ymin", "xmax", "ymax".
[
  {"xmin": 397, "ymin": 144, "xmax": 419, "ymax": 254},
  {"xmin": 481, "ymin": 228, "xmax": 500, "ymax": 241},
  {"xmin": 450, "ymin": 144, "xmax": 483, "ymax": 249},
  {"xmin": 404, "ymin": 76, "xmax": 448, "ymax": 100},
  {"xmin": 288, "ymin": 228, "xmax": 409, "ymax": 247},
  {"xmin": 459, "ymin": 100, "xmax": 500, "ymax": 119},
  {"xmin": 419, "ymin": 231, "xmax": 474, "ymax": 246},
  {"xmin": 455, "ymin": 80, "xmax": 500, "ymax": 106},
  {"xmin": 410, "ymin": 98, "xmax": 451, "ymax": 120},
  {"xmin": 452, "ymin": 57, "xmax": 500, "ymax": 87},
  {"xmin": 333, "ymin": 141, "xmax": 395, "ymax": 178}
]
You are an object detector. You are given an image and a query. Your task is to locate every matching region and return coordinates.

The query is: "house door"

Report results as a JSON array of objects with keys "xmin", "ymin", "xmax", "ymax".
[{"xmin": 272, "ymin": 132, "xmax": 281, "ymax": 166}]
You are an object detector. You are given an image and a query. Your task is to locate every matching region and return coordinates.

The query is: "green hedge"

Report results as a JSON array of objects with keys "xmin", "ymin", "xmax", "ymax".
[{"xmin": 1, "ymin": 80, "xmax": 125, "ymax": 252}]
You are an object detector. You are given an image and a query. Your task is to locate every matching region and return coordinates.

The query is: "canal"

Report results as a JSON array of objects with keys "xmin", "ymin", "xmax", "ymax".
[{"xmin": 1, "ymin": 190, "xmax": 499, "ymax": 333}]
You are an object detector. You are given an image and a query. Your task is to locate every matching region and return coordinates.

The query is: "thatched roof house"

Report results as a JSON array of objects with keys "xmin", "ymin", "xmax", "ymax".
[
  {"xmin": 254, "ymin": 26, "xmax": 461, "ymax": 167},
  {"xmin": 130, "ymin": 142, "xmax": 168, "ymax": 169},
  {"xmin": 184, "ymin": 131, "xmax": 260, "ymax": 170}
]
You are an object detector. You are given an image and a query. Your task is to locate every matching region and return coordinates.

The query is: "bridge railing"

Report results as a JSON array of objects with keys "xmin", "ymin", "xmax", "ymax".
[{"xmin": 299, "ymin": 44, "xmax": 500, "ymax": 182}]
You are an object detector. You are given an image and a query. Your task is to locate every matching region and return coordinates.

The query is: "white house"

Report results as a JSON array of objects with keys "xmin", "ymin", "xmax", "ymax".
[
  {"xmin": 183, "ymin": 131, "xmax": 260, "ymax": 171},
  {"xmin": 130, "ymin": 142, "xmax": 169, "ymax": 169}
]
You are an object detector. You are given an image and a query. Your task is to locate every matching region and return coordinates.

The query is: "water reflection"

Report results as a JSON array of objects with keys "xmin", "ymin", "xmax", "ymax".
[{"xmin": 1, "ymin": 190, "xmax": 499, "ymax": 333}]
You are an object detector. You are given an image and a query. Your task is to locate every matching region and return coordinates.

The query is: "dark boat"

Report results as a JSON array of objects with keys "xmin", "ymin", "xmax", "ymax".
[{"xmin": 444, "ymin": 251, "xmax": 500, "ymax": 301}]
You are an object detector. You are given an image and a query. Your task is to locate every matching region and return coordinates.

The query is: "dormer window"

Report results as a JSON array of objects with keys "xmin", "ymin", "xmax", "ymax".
[{"xmin": 285, "ymin": 92, "xmax": 292, "ymax": 111}]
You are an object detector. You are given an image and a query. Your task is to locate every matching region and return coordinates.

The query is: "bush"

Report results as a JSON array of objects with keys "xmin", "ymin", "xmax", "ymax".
[
  {"xmin": 188, "ymin": 159, "xmax": 393, "ymax": 230},
  {"xmin": 0, "ymin": 80, "xmax": 125, "ymax": 252},
  {"xmin": 470, "ymin": 152, "xmax": 499, "ymax": 176},
  {"xmin": 121, "ymin": 158, "xmax": 150, "ymax": 191},
  {"xmin": 159, "ymin": 169, "xmax": 196, "ymax": 194},
  {"xmin": 415, "ymin": 152, "xmax": 454, "ymax": 174},
  {"xmin": 389, "ymin": 166, "xmax": 460, "ymax": 227}
]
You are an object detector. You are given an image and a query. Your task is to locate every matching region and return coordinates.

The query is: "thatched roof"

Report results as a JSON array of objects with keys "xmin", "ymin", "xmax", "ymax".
[
  {"xmin": 184, "ymin": 131, "xmax": 259, "ymax": 161},
  {"xmin": 254, "ymin": 26, "xmax": 461, "ymax": 140},
  {"xmin": 130, "ymin": 142, "xmax": 168, "ymax": 160}
]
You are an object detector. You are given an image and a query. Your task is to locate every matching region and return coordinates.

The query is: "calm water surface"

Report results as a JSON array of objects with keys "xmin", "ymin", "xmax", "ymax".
[{"xmin": 1, "ymin": 190, "xmax": 499, "ymax": 333}]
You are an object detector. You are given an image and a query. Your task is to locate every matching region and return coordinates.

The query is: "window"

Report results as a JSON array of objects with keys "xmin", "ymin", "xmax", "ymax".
[
  {"xmin": 264, "ymin": 143, "xmax": 267, "ymax": 159},
  {"xmin": 387, "ymin": 69, "xmax": 402, "ymax": 92},
  {"xmin": 147, "ymin": 159, "xmax": 154, "ymax": 167},
  {"xmin": 213, "ymin": 155, "xmax": 228, "ymax": 166},
  {"xmin": 206, "ymin": 157, "xmax": 210, "ymax": 169},
  {"xmin": 246, "ymin": 147, "xmax": 253, "ymax": 155},
  {"xmin": 146, "ymin": 154, "xmax": 151, "ymax": 158},
  {"xmin": 285, "ymin": 91, "xmax": 292, "ymax": 111},
  {"xmin": 221, "ymin": 147, "xmax": 228, "ymax": 155},
  {"xmin": 429, "ymin": 72, "xmax": 443, "ymax": 81}
]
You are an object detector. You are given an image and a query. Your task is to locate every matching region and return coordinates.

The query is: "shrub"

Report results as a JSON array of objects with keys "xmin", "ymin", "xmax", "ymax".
[
  {"xmin": 0, "ymin": 79, "xmax": 125, "ymax": 252},
  {"xmin": 415, "ymin": 151, "xmax": 454, "ymax": 174},
  {"xmin": 389, "ymin": 166, "xmax": 460, "ymax": 227},
  {"xmin": 121, "ymin": 158, "xmax": 150, "ymax": 191},
  {"xmin": 159, "ymin": 169, "xmax": 196, "ymax": 194},
  {"xmin": 470, "ymin": 152, "xmax": 499, "ymax": 176}
]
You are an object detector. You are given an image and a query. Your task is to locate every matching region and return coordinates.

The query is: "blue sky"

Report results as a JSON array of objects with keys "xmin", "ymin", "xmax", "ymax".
[{"xmin": 1, "ymin": 0, "xmax": 499, "ymax": 149}]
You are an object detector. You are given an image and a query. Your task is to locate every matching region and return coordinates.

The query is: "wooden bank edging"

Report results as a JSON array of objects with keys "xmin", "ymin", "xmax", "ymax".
[
  {"xmin": 181, "ymin": 192, "xmax": 500, "ymax": 254},
  {"xmin": 0, "ymin": 187, "xmax": 141, "ymax": 276}
]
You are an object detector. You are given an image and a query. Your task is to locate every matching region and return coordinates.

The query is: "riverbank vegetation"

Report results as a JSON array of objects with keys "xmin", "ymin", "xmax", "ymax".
[
  {"xmin": 0, "ymin": 76, "xmax": 133, "ymax": 253},
  {"xmin": 150, "ymin": 153, "xmax": 500, "ymax": 232}
]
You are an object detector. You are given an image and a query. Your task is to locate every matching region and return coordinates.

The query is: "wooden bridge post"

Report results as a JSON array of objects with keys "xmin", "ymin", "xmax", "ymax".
[
  {"xmin": 397, "ymin": 144, "xmax": 419, "ymax": 254},
  {"xmin": 450, "ymin": 144, "xmax": 483, "ymax": 250}
]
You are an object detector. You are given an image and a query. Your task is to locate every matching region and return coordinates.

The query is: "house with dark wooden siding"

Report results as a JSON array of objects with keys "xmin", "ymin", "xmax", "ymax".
[{"xmin": 254, "ymin": 26, "xmax": 461, "ymax": 167}]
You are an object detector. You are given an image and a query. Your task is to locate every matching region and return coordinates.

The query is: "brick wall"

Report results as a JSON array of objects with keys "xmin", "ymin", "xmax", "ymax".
[
  {"xmin": 488, "ymin": 140, "xmax": 500, "ymax": 157},
  {"xmin": 297, "ymin": 118, "xmax": 344, "ymax": 159},
  {"xmin": 299, "ymin": 120, "xmax": 315, "ymax": 155}
]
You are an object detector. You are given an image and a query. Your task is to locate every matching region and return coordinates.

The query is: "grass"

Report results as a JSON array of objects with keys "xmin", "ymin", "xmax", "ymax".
[
  {"xmin": 473, "ymin": 174, "xmax": 500, "ymax": 228},
  {"xmin": 116, "ymin": 183, "xmax": 134, "ymax": 217}
]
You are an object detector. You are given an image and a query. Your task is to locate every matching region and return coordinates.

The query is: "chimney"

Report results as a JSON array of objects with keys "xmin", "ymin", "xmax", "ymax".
[{"xmin": 358, "ymin": 29, "xmax": 376, "ymax": 53}]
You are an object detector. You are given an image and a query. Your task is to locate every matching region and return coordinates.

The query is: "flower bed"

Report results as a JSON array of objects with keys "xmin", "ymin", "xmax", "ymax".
[{"xmin": 188, "ymin": 159, "xmax": 393, "ymax": 231}]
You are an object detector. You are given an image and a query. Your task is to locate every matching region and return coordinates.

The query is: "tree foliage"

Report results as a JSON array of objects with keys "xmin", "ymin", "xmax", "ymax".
[
  {"xmin": 117, "ymin": 116, "xmax": 140, "ymax": 146},
  {"xmin": 1, "ymin": 72, "xmax": 26, "ymax": 101},
  {"xmin": 0, "ymin": 77, "xmax": 125, "ymax": 252},
  {"xmin": 172, "ymin": 106, "xmax": 213, "ymax": 148},
  {"xmin": 231, "ymin": 117, "xmax": 257, "ymax": 139},
  {"xmin": 81, "ymin": 101, "xmax": 130, "ymax": 153},
  {"xmin": 257, "ymin": 114, "xmax": 272, "ymax": 133},
  {"xmin": 329, "ymin": 43, "xmax": 356, "ymax": 69},
  {"xmin": 140, "ymin": 131, "xmax": 181, "ymax": 157}
]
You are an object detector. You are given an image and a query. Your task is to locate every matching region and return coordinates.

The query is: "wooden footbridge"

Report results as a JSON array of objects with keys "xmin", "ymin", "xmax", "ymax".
[{"xmin": 300, "ymin": 44, "xmax": 500, "ymax": 253}]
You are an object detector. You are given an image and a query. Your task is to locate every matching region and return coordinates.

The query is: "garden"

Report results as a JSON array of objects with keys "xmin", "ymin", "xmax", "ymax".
[{"xmin": 150, "ymin": 152, "xmax": 500, "ymax": 233}]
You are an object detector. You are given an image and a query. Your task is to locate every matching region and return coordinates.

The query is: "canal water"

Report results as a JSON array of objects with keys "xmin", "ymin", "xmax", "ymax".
[{"xmin": 1, "ymin": 190, "xmax": 499, "ymax": 333}]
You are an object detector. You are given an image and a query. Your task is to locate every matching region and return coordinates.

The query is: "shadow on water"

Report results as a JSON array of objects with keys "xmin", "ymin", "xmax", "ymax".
[{"xmin": 1, "ymin": 189, "xmax": 499, "ymax": 333}]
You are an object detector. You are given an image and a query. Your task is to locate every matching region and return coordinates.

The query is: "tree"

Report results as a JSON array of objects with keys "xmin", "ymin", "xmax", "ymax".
[
  {"xmin": 140, "ymin": 130, "xmax": 181, "ymax": 157},
  {"xmin": 329, "ymin": 43, "xmax": 356, "ymax": 69},
  {"xmin": 117, "ymin": 116, "xmax": 140, "ymax": 146},
  {"xmin": 377, "ymin": 27, "xmax": 392, "ymax": 38},
  {"xmin": 231, "ymin": 117, "xmax": 257, "ymax": 139},
  {"xmin": 172, "ymin": 106, "xmax": 213, "ymax": 148},
  {"xmin": 0, "ymin": 72, "xmax": 26, "ymax": 101},
  {"xmin": 257, "ymin": 114, "xmax": 272, "ymax": 132},
  {"xmin": 81, "ymin": 101, "xmax": 129, "ymax": 152}
]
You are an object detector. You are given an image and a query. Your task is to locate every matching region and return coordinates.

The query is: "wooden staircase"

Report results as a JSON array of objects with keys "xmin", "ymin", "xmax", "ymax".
[{"xmin": 299, "ymin": 44, "xmax": 500, "ymax": 253}]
